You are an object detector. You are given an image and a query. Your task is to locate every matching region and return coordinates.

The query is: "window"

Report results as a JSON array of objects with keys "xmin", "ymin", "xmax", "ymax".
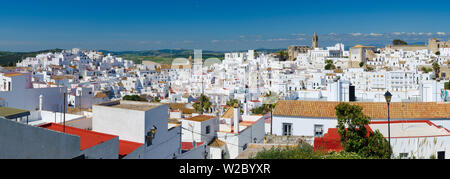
[
  {"xmin": 205, "ymin": 125, "xmax": 210, "ymax": 135},
  {"xmin": 314, "ymin": 125, "xmax": 324, "ymax": 137},
  {"xmin": 438, "ymin": 151, "xmax": 445, "ymax": 159},
  {"xmin": 282, "ymin": 123, "xmax": 292, "ymax": 136},
  {"xmin": 399, "ymin": 153, "xmax": 409, "ymax": 159}
]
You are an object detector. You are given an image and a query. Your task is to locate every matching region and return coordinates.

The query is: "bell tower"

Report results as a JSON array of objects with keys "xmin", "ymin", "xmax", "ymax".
[{"xmin": 312, "ymin": 32, "xmax": 319, "ymax": 48}]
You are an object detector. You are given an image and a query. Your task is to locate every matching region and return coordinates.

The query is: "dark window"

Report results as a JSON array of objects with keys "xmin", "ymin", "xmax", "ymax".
[
  {"xmin": 438, "ymin": 151, "xmax": 445, "ymax": 159},
  {"xmin": 283, "ymin": 123, "xmax": 292, "ymax": 136},
  {"xmin": 399, "ymin": 153, "xmax": 409, "ymax": 159},
  {"xmin": 205, "ymin": 125, "xmax": 210, "ymax": 134}
]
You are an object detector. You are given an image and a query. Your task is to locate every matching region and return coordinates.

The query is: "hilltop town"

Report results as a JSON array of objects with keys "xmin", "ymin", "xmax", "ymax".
[{"xmin": 1, "ymin": 33, "xmax": 449, "ymax": 159}]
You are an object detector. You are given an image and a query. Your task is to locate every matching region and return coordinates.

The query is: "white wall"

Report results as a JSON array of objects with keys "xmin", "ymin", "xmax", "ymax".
[
  {"xmin": 143, "ymin": 126, "xmax": 182, "ymax": 159},
  {"xmin": 0, "ymin": 74, "xmax": 66, "ymax": 113},
  {"xmin": 272, "ymin": 116, "xmax": 337, "ymax": 137},
  {"xmin": 93, "ymin": 102, "xmax": 181, "ymax": 159},
  {"xmin": 218, "ymin": 117, "xmax": 265, "ymax": 159},
  {"xmin": 92, "ymin": 104, "xmax": 146, "ymax": 143},
  {"xmin": 0, "ymin": 118, "xmax": 81, "ymax": 159},
  {"xmin": 82, "ymin": 137, "xmax": 119, "ymax": 159},
  {"xmin": 391, "ymin": 136, "xmax": 450, "ymax": 159},
  {"xmin": 181, "ymin": 118, "xmax": 217, "ymax": 144}
]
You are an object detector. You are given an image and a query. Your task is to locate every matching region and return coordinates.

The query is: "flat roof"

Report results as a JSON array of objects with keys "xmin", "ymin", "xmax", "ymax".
[
  {"xmin": 3, "ymin": 72, "xmax": 25, "ymax": 77},
  {"xmin": 39, "ymin": 123, "xmax": 117, "ymax": 151},
  {"xmin": 369, "ymin": 121, "xmax": 450, "ymax": 138},
  {"xmin": 0, "ymin": 107, "xmax": 30, "ymax": 119},
  {"xmin": 96, "ymin": 100, "xmax": 163, "ymax": 111},
  {"xmin": 184, "ymin": 115, "xmax": 216, "ymax": 122},
  {"xmin": 119, "ymin": 140, "xmax": 143, "ymax": 159}
]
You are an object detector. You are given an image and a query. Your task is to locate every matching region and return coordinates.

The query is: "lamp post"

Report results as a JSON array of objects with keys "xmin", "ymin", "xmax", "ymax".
[{"xmin": 384, "ymin": 91, "xmax": 392, "ymax": 159}]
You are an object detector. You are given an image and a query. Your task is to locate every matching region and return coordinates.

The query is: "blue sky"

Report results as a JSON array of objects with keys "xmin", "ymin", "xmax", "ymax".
[{"xmin": 1, "ymin": 0, "xmax": 450, "ymax": 51}]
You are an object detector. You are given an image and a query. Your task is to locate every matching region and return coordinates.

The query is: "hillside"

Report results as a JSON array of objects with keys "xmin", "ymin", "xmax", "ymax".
[
  {"xmin": 0, "ymin": 49, "xmax": 64, "ymax": 66},
  {"xmin": 0, "ymin": 48, "xmax": 285, "ymax": 66}
]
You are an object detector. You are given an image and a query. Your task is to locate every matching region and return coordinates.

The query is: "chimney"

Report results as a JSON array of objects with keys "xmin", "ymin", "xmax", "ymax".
[
  {"xmin": 233, "ymin": 103, "xmax": 240, "ymax": 134},
  {"xmin": 39, "ymin": 94, "xmax": 43, "ymax": 111},
  {"xmin": 243, "ymin": 100, "xmax": 248, "ymax": 116}
]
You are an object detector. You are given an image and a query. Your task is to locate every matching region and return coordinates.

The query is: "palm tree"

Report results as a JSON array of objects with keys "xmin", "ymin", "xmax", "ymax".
[
  {"xmin": 432, "ymin": 62, "xmax": 440, "ymax": 78},
  {"xmin": 193, "ymin": 94, "xmax": 211, "ymax": 114}
]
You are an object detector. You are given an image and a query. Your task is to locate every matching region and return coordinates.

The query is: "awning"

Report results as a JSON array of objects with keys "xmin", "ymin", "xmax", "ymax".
[{"xmin": 0, "ymin": 107, "xmax": 30, "ymax": 119}]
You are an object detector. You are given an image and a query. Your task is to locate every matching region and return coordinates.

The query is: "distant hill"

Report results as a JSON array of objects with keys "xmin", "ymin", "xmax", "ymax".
[
  {"xmin": 99, "ymin": 49, "xmax": 226, "ymax": 64},
  {"xmin": 102, "ymin": 48, "xmax": 288, "ymax": 64},
  {"xmin": 0, "ymin": 48, "xmax": 287, "ymax": 66},
  {"xmin": 0, "ymin": 49, "xmax": 63, "ymax": 67}
]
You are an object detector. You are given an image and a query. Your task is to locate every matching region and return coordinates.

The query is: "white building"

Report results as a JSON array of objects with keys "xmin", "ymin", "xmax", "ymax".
[
  {"xmin": 92, "ymin": 100, "xmax": 182, "ymax": 159},
  {"xmin": 272, "ymin": 100, "xmax": 450, "ymax": 137}
]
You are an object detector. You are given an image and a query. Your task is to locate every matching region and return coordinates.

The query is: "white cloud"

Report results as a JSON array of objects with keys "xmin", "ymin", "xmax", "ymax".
[
  {"xmin": 267, "ymin": 38, "xmax": 290, "ymax": 42},
  {"xmin": 437, "ymin": 32, "xmax": 446, "ymax": 35},
  {"xmin": 392, "ymin": 32, "xmax": 405, "ymax": 36},
  {"xmin": 369, "ymin": 33, "xmax": 382, "ymax": 37},
  {"xmin": 350, "ymin": 33, "xmax": 362, "ymax": 36},
  {"xmin": 291, "ymin": 33, "xmax": 306, "ymax": 36}
]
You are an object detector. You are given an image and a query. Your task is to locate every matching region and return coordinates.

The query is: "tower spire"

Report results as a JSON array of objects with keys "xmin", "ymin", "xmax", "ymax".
[{"xmin": 312, "ymin": 32, "xmax": 319, "ymax": 48}]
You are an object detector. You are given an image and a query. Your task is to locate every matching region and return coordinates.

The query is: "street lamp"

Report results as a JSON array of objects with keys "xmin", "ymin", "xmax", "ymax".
[{"xmin": 384, "ymin": 91, "xmax": 392, "ymax": 159}]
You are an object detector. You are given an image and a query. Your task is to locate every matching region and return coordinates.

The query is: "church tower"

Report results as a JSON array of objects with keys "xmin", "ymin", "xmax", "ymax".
[{"xmin": 312, "ymin": 32, "xmax": 319, "ymax": 48}]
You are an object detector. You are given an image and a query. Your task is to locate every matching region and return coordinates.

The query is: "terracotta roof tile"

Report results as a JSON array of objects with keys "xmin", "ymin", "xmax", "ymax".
[
  {"xmin": 273, "ymin": 100, "xmax": 450, "ymax": 119},
  {"xmin": 185, "ymin": 115, "xmax": 216, "ymax": 122}
]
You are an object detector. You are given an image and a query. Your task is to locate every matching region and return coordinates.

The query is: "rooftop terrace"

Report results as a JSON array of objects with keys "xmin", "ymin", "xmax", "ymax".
[{"xmin": 96, "ymin": 100, "xmax": 164, "ymax": 111}]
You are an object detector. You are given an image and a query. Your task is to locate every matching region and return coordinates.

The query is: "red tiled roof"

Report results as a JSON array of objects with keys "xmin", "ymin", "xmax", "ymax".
[
  {"xmin": 119, "ymin": 140, "xmax": 143, "ymax": 159},
  {"xmin": 39, "ymin": 123, "xmax": 117, "ymax": 151},
  {"xmin": 181, "ymin": 142, "xmax": 204, "ymax": 150},
  {"xmin": 273, "ymin": 100, "xmax": 450, "ymax": 119}
]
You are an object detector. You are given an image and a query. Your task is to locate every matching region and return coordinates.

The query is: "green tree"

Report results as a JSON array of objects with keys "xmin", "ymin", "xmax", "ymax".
[
  {"xmin": 279, "ymin": 50, "xmax": 288, "ymax": 61},
  {"xmin": 445, "ymin": 81, "xmax": 450, "ymax": 90},
  {"xmin": 122, "ymin": 95, "xmax": 147, "ymax": 102},
  {"xmin": 251, "ymin": 142, "xmax": 369, "ymax": 159},
  {"xmin": 335, "ymin": 103, "xmax": 392, "ymax": 158},
  {"xmin": 359, "ymin": 62, "xmax": 365, "ymax": 67},
  {"xmin": 432, "ymin": 62, "xmax": 440, "ymax": 78},
  {"xmin": 193, "ymin": 94, "xmax": 212, "ymax": 114},
  {"xmin": 325, "ymin": 63, "xmax": 336, "ymax": 70},
  {"xmin": 151, "ymin": 97, "xmax": 161, "ymax": 102},
  {"xmin": 226, "ymin": 99, "xmax": 239, "ymax": 107},
  {"xmin": 324, "ymin": 59, "xmax": 335, "ymax": 70},
  {"xmin": 393, "ymin": 39, "xmax": 408, "ymax": 46},
  {"xmin": 435, "ymin": 51, "xmax": 440, "ymax": 56},
  {"xmin": 421, "ymin": 66, "xmax": 432, "ymax": 73}
]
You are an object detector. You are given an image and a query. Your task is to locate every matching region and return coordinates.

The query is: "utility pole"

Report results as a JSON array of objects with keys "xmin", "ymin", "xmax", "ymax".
[{"xmin": 63, "ymin": 91, "xmax": 66, "ymax": 133}]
